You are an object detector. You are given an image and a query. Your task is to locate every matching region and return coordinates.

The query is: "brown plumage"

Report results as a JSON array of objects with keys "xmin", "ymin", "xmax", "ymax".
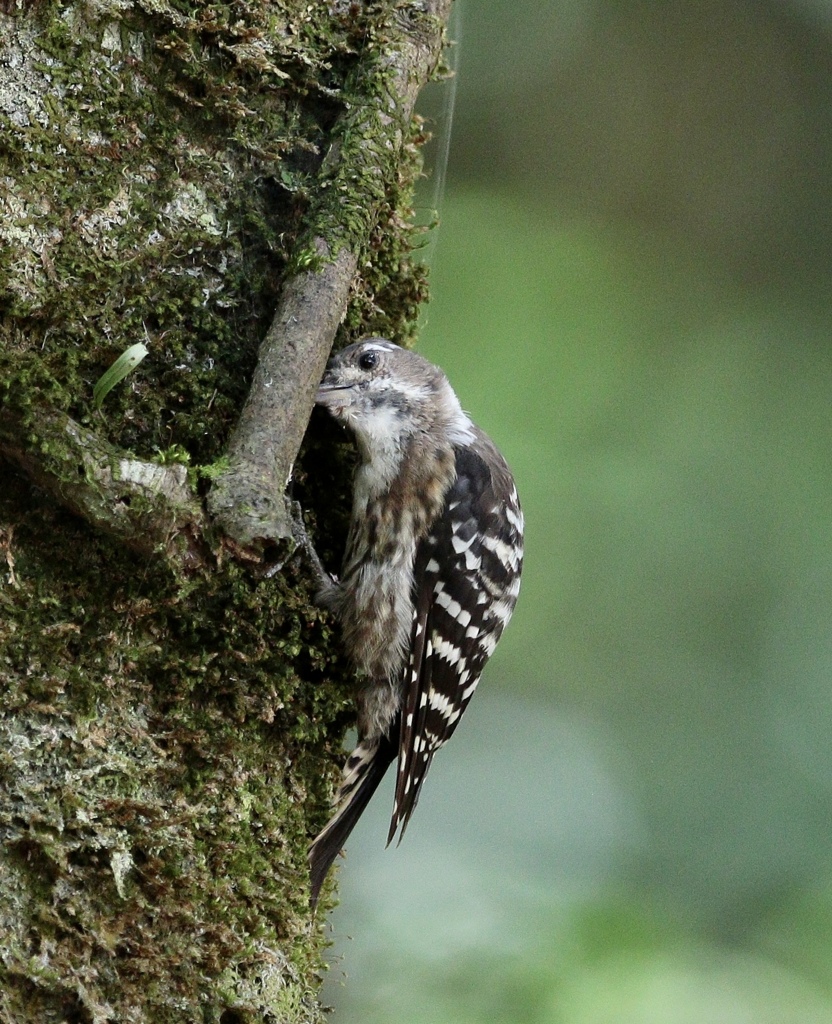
[{"xmin": 309, "ymin": 340, "xmax": 523, "ymax": 905}]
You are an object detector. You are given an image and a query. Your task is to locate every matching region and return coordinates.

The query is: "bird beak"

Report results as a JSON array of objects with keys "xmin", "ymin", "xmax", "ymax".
[{"xmin": 315, "ymin": 376, "xmax": 354, "ymax": 408}]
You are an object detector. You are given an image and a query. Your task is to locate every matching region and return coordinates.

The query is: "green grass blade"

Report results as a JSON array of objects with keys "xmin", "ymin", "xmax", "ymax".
[{"xmin": 93, "ymin": 343, "xmax": 149, "ymax": 409}]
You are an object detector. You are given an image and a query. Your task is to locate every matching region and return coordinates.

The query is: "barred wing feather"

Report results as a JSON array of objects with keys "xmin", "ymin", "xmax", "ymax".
[{"xmin": 389, "ymin": 434, "xmax": 524, "ymax": 842}]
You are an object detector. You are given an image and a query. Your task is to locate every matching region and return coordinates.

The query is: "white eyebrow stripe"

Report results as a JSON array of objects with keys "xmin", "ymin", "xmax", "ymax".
[{"xmin": 362, "ymin": 341, "xmax": 397, "ymax": 353}]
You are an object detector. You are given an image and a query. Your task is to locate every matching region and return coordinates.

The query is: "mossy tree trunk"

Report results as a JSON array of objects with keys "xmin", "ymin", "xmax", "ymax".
[{"xmin": 0, "ymin": 1, "xmax": 451, "ymax": 1020}]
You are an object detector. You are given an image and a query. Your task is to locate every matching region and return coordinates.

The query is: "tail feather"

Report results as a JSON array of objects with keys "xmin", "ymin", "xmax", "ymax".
[{"xmin": 308, "ymin": 734, "xmax": 396, "ymax": 907}]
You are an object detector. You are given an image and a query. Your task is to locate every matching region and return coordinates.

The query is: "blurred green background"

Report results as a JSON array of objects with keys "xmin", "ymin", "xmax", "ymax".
[{"xmin": 325, "ymin": 2, "xmax": 832, "ymax": 1020}]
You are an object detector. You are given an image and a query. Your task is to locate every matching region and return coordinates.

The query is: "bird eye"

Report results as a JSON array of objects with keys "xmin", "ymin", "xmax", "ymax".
[{"xmin": 358, "ymin": 350, "xmax": 379, "ymax": 371}]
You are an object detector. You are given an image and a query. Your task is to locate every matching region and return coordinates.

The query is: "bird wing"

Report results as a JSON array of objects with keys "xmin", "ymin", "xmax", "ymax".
[{"xmin": 388, "ymin": 436, "xmax": 524, "ymax": 843}]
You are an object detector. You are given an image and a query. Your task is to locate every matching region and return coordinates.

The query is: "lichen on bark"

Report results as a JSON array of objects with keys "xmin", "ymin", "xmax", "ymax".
[
  {"xmin": 0, "ymin": 472, "xmax": 339, "ymax": 1021},
  {"xmin": 0, "ymin": 0, "xmax": 451, "ymax": 1019}
]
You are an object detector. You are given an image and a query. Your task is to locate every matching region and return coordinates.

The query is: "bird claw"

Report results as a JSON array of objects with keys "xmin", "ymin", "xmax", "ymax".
[{"xmin": 288, "ymin": 500, "xmax": 338, "ymax": 600}]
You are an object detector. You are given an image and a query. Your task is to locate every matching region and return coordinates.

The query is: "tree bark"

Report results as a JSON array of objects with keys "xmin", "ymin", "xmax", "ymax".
[{"xmin": 0, "ymin": 1, "xmax": 451, "ymax": 1020}]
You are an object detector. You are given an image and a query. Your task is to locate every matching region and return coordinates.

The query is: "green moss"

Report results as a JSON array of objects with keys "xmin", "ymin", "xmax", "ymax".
[
  {"xmin": 0, "ymin": 2, "xmax": 357, "ymax": 467},
  {"xmin": 0, "ymin": 470, "xmax": 346, "ymax": 1019},
  {"xmin": 0, "ymin": 0, "xmax": 436, "ymax": 1017}
]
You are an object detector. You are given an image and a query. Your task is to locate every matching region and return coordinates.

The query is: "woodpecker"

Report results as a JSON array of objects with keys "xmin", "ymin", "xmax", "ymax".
[{"xmin": 309, "ymin": 339, "xmax": 523, "ymax": 904}]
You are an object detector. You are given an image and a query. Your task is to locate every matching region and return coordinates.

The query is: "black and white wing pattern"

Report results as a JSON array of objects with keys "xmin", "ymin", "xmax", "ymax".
[{"xmin": 388, "ymin": 429, "xmax": 524, "ymax": 842}]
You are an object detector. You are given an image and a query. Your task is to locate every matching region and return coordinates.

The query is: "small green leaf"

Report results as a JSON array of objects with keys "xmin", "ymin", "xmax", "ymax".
[{"xmin": 93, "ymin": 343, "xmax": 149, "ymax": 409}]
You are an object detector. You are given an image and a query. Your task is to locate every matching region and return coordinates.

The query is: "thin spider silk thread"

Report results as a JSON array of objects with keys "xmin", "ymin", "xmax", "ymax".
[{"xmin": 415, "ymin": 0, "xmax": 461, "ymax": 276}]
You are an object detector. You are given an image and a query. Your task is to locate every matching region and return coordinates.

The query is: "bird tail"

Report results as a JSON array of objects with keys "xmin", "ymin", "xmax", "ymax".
[{"xmin": 308, "ymin": 733, "xmax": 396, "ymax": 907}]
